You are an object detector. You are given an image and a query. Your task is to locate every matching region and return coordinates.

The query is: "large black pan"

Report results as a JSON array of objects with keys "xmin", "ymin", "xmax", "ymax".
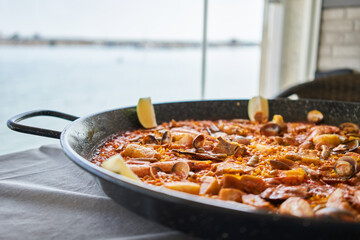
[{"xmin": 7, "ymin": 99, "xmax": 360, "ymax": 239}]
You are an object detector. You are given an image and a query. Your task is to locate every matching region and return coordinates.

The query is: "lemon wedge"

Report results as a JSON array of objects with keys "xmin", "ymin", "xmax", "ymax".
[
  {"xmin": 102, "ymin": 154, "xmax": 140, "ymax": 182},
  {"xmin": 248, "ymin": 96, "xmax": 269, "ymax": 123},
  {"xmin": 136, "ymin": 97, "xmax": 157, "ymax": 128}
]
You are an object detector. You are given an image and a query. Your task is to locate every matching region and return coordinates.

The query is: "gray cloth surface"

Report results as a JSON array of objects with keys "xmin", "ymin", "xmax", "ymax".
[{"xmin": 0, "ymin": 144, "xmax": 197, "ymax": 240}]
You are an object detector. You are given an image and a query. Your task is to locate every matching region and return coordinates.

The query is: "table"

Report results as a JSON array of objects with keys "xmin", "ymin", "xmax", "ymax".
[{"xmin": 0, "ymin": 144, "xmax": 197, "ymax": 239}]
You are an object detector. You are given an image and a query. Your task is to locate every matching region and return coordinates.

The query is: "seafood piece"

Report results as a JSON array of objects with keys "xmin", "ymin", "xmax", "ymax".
[
  {"xmin": 209, "ymin": 123, "xmax": 220, "ymax": 132},
  {"xmin": 334, "ymin": 156, "xmax": 358, "ymax": 179},
  {"xmin": 122, "ymin": 143, "xmax": 161, "ymax": 159},
  {"xmin": 213, "ymin": 137, "xmax": 245, "ymax": 156},
  {"xmin": 297, "ymin": 150, "xmax": 320, "ymax": 165},
  {"xmin": 206, "ymin": 127, "xmax": 213, "ymax": 136},
  {"xmin": 260, "ymin": 123, "xmax": 281, "ymax": 136},
  {"xmin": 233, "ymin": 136, "xmax": 252, "ymax": 145},
  {"xmin": 242, "ymin": 194, "xmax": 273, "ymax": 210},
  {"xmin": 219, "ymin": 123, "xmax": 248, "ymax": 135},
  {"xmin": 266, "ymin": 175, "xmax": 305, "ymax": 186},
  {"xmin": 272, "ymin": 115, "xmax": 287, "ymax": 130},
  {"xmin": 283, "ymin": 152, "xmax": 302, "ymax": 162},
  {"xmin": 171, "ymin": 162, "xmax": 190, "ymax": 180},
  {"xmin": 320, "ymin": 145, "xmax": 330, "ymax": 160},
  {"xmin": 307, "ymin": 183, "xmax": 334, "ymax": 197},
  {"xmin": 187, "ymin": 160, "xmax": 212, "ymax": 171},
  {"xmin": 269, "ymin": 160, "xmax": 291, "ymax": 170},
  {"xmin": 246, "ymin": 155, "xmax": 259, "ymax": 167},
  {"xmin": 332, "ymin": 139, "xmax": 359, "ymax": 154},
  {"xmin": 346, "ymin": 190, "xmax": 360, "ymax": 211},
  {"xmin": 253, "ymin": 144, "xmax": 276, "ymax": 155},
  {"xmin": 345, "ymin": 152, "xmax": 360, "ymax": 159},
  {"xmin": 172, "ymin": 132, "xmax": 194, "ymax": 147},
  {"xmin": 313, "ymin": 134, "xmax": 341, "ymax": 149},
  {"xmin": 199, "ymin": 176, "xmax": 220, "ymax": 195},
  {"xmin": 340, "ymin": 122, "xmax": 359, "ymax": 134},
  {"xmin": 152, "ymin": 161, "xmax": 183, "ymax": 173},
  {"xmin": 173, "ymin": 149, "xmax": 227, "ymax": 161},
  {"xmin": 130, "ymin": 164, "xmax": 151, "ymax": 178},
  {"xmin": 261, "ymin": 185, "xmax": 309, "ymax": 200},
  {"xmin": 213, "ymin": 132, "xmax": 228, "ymax": 138},
  {"xmin": 219, "ymin": 188, "xmax": 245, "ymax": 202},
  {"xmin": 307, "ymin": 110, "xmax": 323, "ymax": 124},
  {"xmin": 115, "ymin": 143, "xmax": 125, "ymax": 152},
  {"xmin": 161, "ymin": 131, "xmax": 172, "ymax": 145},
  {"xmin": 315, "ymin": 207, "xmax": 355, "ymax": 221},
  {"xmin": 206, "ymin": 123, "xmax": 220, "ymax": 136},
  {"xmin": 279, "ymin": 197, "xmax": 314, "ymax": 217},
  {"xmin": 299, "ymin": 140, "xmax": 314, "ymax": 150},
  {"xmin": 125, "ymin": 160, "xmax": 151, "ymax": 165},
  {"xmin": 222, "ymin": 175, "xmax": 268, "ymax": 194},
  {"xmin": 142, "ymin": 134, "xmax": 159, "ymax": 144},
  {"xmin": 326, "ymin": 188, "xmax": 355, "ymax": 213},
  {"xmin": 274, "ymin": 136, "xmax": 298, "ymax": 146},
  {"xmin": 127, "ymin": 157, "xmax": 158, "ymax": 162},
  {"xmin": 306, "ymin": 125, "xmax": 340, "ymax": 141},
  {"xmin": 164, "ymin": 182, "xmax": 200, "ymax": 195},
  {"xmin": 213, "ymin": 162, "xmax": 253, "ymax": 175},
  {"xmin": 171, "ymin": 127, "xmax": 201, "ymax": 135},
  {"xmin": 193, "ymin": 134, "xmax": 205, "ymax": 151},
  {"xmin": 346, "ymin": 171, "xmax": 360, "ymax": 186},
  {"xmin": 128, "ymin": 135, "xmax": 143, "ymax": 142},
  {"xmin": 150, "ymin": 166, "xmax": 166, "ymax": 179}
]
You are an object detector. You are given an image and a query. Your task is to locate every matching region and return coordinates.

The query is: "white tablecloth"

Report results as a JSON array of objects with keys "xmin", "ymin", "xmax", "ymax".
[{"xmin": 0, "ymin": 144, "xmax": 197, "ymax": 240}]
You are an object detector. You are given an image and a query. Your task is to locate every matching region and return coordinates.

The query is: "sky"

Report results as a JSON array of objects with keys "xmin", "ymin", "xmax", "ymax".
[{"xmin": 0, "ymin": 0, "xmax": 263, "ymax": 42}]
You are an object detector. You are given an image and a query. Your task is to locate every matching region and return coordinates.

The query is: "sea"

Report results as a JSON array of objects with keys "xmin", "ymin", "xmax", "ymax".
[{"xmin": 0, "ymin": 45, "xmax": 260, "ymax": 154}]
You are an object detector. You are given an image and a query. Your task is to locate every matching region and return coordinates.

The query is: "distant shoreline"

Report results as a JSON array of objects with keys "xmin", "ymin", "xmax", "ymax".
[{"xmin": 0, "ymin": 38, "xmax": 259, "ymax": 48}]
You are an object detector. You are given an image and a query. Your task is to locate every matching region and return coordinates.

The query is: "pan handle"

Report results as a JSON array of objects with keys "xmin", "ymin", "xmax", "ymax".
[{"xmin": 7, "ymin": 110, "xmax": 79, "ymax": 139}]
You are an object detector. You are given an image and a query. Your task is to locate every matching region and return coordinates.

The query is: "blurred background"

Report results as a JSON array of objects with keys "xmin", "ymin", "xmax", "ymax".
[
  {"xmin": 2, "ymin": 0, "xmax": 360, "ymax": 154},
  {"xmin": 0, "ymin": 0, "xmax": 263, "ymax": 154}
]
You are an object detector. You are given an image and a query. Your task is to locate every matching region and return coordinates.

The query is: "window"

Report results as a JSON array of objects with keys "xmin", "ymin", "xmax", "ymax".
[
  {"xmin": 0, "ymin": 0, "xmax": 264, "ymax": 153},
  {"xmin": 206, "ymin": 0, "xmax": 263, "ymax": 99}
]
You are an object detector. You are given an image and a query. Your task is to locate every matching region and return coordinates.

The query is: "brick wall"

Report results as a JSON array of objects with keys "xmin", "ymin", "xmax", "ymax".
[{"xmin": 318, "ymin": 7, "xmax": 360, "ymax": 72}]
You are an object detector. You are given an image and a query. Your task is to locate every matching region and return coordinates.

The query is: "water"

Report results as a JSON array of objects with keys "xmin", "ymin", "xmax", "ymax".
[{"xmin": 0, "ymin": 45, "xmax": 260, "ymax": 154}]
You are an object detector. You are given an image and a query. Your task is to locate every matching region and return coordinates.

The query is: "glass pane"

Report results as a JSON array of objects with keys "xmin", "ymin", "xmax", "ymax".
[
  {"xmin": 0, "ymin": 0, "xmax": 203, "ymax": 154},
  {"xmin": 0, "ymin": 0, "xmax": 264, "ymax": 154},
  {"xmin": 205, "ymin": 0, "xmax": 263, "ymax": 99}
]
